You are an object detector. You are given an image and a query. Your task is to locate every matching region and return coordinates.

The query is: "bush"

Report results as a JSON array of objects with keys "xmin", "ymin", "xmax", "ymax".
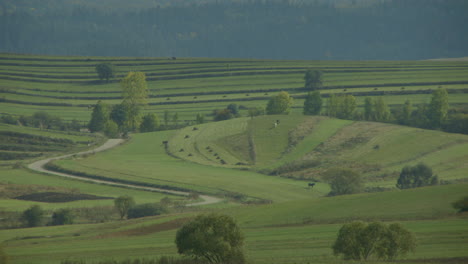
[
  {"xmin": 452, "ymin": 196, "xmax": 468, "ymax": 213},
  {"xmin": 323, "ymin": 168, "xmax": 363, "ymax": 196},
  {"xmin": 333, "ymin": 221, "xmax": 416, "ymax": 261},
  {"xmin": 127, "ymin": 203, "xmax": 168, "ymax": 219},
  {"xmin": 396, "ymin": 163, "xmax": 438, "ymax": 189},
  {"xmin": 51, "ymin": 208, "xmax": 74, "ymax": 225},
  {"xmin": 22, "ymin": 205, "xmax": 44, "ymax": 227},
  {"xmin": 213, "ymin": 108, "xmax": 234, "ymax": 121}
]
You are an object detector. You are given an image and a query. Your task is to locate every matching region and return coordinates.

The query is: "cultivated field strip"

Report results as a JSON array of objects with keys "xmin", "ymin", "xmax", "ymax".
[{"xmin": 1, "ymin": 54, "xmax": 468, "ymax": 121}]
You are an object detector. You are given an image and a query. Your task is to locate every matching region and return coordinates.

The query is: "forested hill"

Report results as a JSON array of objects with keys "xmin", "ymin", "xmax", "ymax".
[{"xmin": 1, "ymin": 0, "xmax": 468, "ymax": 60}]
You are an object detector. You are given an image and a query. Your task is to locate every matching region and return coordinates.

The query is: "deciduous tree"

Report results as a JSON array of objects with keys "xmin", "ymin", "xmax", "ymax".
[
  {"xmin": 266, "ymin": 91, "xmax": 293, "ymax": 115},
  {"xmin": 304, "ymin": 69, "xmax": 322, "ymax": 91},
  {"xmin": 95, "ymin": 63, "xmax": 114, "ymax": 82},
  {"xmin": 114, "ymin": 195, "xmax": 135, "ymax": 219},
  {"xmin": 333, "ymin": 221, "xmax": 416, "ymax": 261},
  {"xmin": 140, "ymin": 113, "xmax": 160, "ymax": 132},
  {"xmin": 396, "ymin": 163, "xmax": 438, "ymax": 189},
  {"xmin": 175, "ymin": 214, "xmax": 245, "ymax": 264},
  {"xmin": 22, "ymin": 205, "xmax": 44, "ymax": 227},
  {"xmin": 303, "ymin": 91, "xmax": 322, "ymax": 115},
  {"xmin": 428, "ymin": 87, "xmax": 449, "ymax": 128},
  {"xmin": 88, "ymin": 100, "xmax": 109, "ymax": 133},
  {"xmin": 51, "ymin": 208, "xmax": 74, "ymax": 225},
  {"xmin": 323, "ymin": 168, "xmax": 363, "ymax": 196},
  {"xmin": 120, "ymin": 72, "xmax": 148, "ymax": 131}
]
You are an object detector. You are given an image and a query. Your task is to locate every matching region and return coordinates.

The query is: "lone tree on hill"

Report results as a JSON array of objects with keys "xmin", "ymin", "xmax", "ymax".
[
  {"xmin": 95, "ymin": 63, "xmax": 114, "ymax": 82},
  {"xmin": 121, "ymin": 72, "xmax": 148, "ymax": 131},
  {"xmin": 303, "ymin": 91, "xmax": 322, "ymax": 115},
  {"xmin": 396, "ymin": 163, "xmax": 438, "ymax": 189},
  {"xmin": 304, "ymin": 69, "xmax": 322, "ymax": 90},
  {"xmin": 266, "ymin": 91, "xmax": 293, "ymax": 115},
  {"xmin": 114, "ymin": 195, "xmax": 135, "ymax": 219},
  {"xmin": 333, "ymin": 221, "xmax": 416, "ymax": 261},
  {"xmin": 176, "ymin": 214, "xmax": 245, "ymax": 264},
  {"xmin": 323, "ymin": 168, "xmax": 363, "ymax": 196}
]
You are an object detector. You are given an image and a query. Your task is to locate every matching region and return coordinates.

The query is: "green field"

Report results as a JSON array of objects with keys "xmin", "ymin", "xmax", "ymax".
[
  {"xmin": 1, "ymin": 54, "xmax": 468, "ymax": 264},
  {"xmin": 1, "ymin": 53, "xmax": 468, "ymax": 123}
]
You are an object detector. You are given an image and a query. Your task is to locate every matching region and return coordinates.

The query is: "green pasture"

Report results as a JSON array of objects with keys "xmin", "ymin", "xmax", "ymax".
[
  {"xmin": 2, "ymin": 184, "xmax": 467, "ymax": 264},
  {"xmin": 52, "ymin": 130, "xmax": 319, "ymax": 202}
]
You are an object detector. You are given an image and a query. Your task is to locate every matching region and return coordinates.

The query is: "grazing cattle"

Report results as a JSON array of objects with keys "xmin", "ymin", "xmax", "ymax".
[
  {"xmin": 184, "ymin": 135, "xmax": 190, "ymax": 139},
  {"xmin": 308, "ymin": 183, "xmax": 316, "ymax": 188},
  {"xmin": 162, "ymin": 141, "xmax": 168, "ymax": 145}
]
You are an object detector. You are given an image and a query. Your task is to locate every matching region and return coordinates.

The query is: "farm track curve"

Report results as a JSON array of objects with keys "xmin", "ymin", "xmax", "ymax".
[{"xmin": 27, "ymin": 139, "xmax": 222, "ymax": 206}]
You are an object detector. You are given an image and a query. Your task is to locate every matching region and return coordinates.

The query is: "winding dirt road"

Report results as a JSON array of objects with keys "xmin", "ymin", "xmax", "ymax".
[{"xmin": 27, "ymin": 139, "xmax": 222, "ymax": 206}]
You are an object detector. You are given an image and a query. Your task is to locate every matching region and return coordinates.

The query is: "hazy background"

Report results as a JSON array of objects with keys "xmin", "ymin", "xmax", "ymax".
[{"xmin": 1, "ymin": 0, "xmax": 467, "ymax": 60}]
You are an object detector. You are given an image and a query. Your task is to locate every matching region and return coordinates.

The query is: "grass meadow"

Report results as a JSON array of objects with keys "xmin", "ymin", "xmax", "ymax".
[{"xmin": 0, "ymin": 54, "xmax": 467, "ymax": 264}]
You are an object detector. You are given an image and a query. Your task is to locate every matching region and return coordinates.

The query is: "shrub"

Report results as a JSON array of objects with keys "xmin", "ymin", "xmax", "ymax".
[
  {"xmin": 51, "ymin": 208, "xmax": 74, "ymax": 225},
  {"xmin": 22, "ymin": 205, "xmax": 44, "ymax": 227},
  {"xmin": 127, "ymin": 203, "xmax": 168, "ymax": 219},
  {"xmin": 452, "ymin": 196, "xmax": 468, "ymax": 213}
]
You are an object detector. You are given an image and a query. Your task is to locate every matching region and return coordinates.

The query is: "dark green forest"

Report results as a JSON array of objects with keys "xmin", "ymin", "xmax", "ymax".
[{"xmin": 1, "ymin": 0, "xmax": 467, "ymax": 60}]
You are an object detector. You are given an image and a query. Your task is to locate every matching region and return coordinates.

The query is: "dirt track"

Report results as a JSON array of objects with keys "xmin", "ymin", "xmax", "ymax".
[{"xmin": 27, "ymin": 139, "xmax": 222, "ymax": 206}]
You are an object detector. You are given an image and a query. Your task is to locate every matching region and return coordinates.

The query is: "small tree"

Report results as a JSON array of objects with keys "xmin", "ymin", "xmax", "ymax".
[
  {"xmin": 214, "ymin": 109, "xmax": 234, "ymax": 121},
  {"xmin": 452, "ymin": 196, "xmax": 468, "ymax": 213},
  {"xmin": 114, "ymin": 195, "xmax": 135, "ymax": 219},
  {"xmin": 95, "ymin": 63, "xmax": 114, "ymax": 82},
  {"xmin": 396, "ymin": 163, "xmax": 438, "ymax": 189},
  {"xmin": 303, "ymin": 91, "xmax": 322, "ymax": 115},
  {"xmin": 103, "ymin": 120, "xmax": 119, "ymax": 138},
  {"xmin": 428, "ymin": 87, "xmax": 449, "ymax": 128},
  {"xmin": 196, "ymin": 113, "xmax": 205, "ymax": 124},
  {"xmin": 88, "ymin": 101, "xmax": 109, "ymax": 133},
  {"xmin": 227, "ymin": 104, "xmax": 239, "ymax": 116},
  {"xmin": 323, "ymin": 168, "xmax": 363, "ymax": 196},
  {"xmin": 140, "ymin": 113, "xmax": 160, "ymax": 132},
  {"xmin": 304, "ymin": 69, "xmax": 322, "ymax": 91},
  {"xmin": 266, "ymin": 91, "xmax": 293, "ymax": 115},
  {"xmin": 51, "ymin": 208, "xmax": 74, "ymax": 225},
  {"xmin": 22, "ymin": 205, "xmax": 44, "ymax": 227},
  {"xmin": 248, "ymin": 107, "xmax": 264, "ymax": 119},
  {"xmin": 175, "ymin": 214, "xmax": 245, "ymax": 264},
  {"xmin": 110, "ymin": 103, "xmax": 129, "ymax": 131}
]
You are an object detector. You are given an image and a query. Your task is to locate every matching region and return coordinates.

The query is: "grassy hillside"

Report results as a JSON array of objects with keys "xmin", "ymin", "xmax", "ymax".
[
  {"xmin": 1, "ymin": 54, "xmax": 467, "ymax": 264},
  {"xmin": 1, "ymin": 54, "xmax": 468, "ymax": 124}
]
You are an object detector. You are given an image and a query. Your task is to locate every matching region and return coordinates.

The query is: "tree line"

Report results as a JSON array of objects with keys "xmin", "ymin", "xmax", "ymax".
[{"xmin": 1, "ymin": 0, "xmax": 467, "ymax": 60}]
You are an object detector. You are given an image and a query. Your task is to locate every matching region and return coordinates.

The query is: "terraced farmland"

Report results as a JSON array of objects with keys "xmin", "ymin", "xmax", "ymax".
[{"xmin": 1, "ymin": 54, "xmax": 468, "ymax": 124}]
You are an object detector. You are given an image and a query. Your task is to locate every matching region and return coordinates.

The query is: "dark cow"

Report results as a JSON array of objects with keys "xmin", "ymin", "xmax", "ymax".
[{"xmin": 308, "ymin": 183, "xmax": 316, "ymax": 188}]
